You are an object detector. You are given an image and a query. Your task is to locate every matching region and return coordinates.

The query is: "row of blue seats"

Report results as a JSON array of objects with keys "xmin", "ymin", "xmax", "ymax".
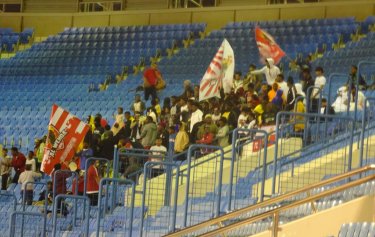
[
  {"xmin": 224, "ymin": 17, "xmax": 356, "ymax": 29},
  {"xmin": 49, "ymin": 31, "xmax": 192, "ymax": 42},
  {"xmin": 29, "ymin": 40, "xmax": 175, "ymax": 51},
  {"xmin": 10, "ymin": 55, "xmax": 153, "ymax": 67},
  {"xmin": 20, "ymin": 47, "xmax": 160, "ymax": 57},
  {"xmin": 219, "ymin": 24, "xmax": 357, "ymax": 37},
  {"xmin": 61, "ymin": 23, "xmax": 206, "ymax": 35},
  {"xmin": 0, "ymin": 28, "xmax": 34, "ymax": 51}
]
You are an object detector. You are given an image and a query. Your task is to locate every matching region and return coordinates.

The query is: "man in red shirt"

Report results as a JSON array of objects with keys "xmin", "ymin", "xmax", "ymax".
[
  {"xmin": 10, "ymin": 147, "xmax": 26, "ymax": 183},
  {"xmin": 196, "ymin": 126, "xmax": 215, "ymax": 156},
  {"xmin": 143, "ymin": 62, "xmax": 161, "ymax": 101},
  {"xmin": 87, "ymin": 160, "xmax": 100, "ymax": 206}
]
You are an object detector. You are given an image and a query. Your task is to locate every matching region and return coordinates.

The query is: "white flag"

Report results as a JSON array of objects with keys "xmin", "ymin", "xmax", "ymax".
[{"xmin": 199, "ymin": 39, "xmax": 235, "ymax": 101}]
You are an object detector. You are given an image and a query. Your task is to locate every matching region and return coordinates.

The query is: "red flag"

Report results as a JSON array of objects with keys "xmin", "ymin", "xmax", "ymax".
[
  {"xmin": 255, "ymin": 26, "xmax": 285, "ymax": 65},
  {"xmin": 41, "ymin": 104, "xmax": 90, "ymax": 175}
]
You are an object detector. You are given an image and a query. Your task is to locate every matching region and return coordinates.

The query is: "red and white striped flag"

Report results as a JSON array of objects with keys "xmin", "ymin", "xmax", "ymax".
[
  {"xmin": 41, "ymin": 104, "xmax": 90, "ymax": 175},
  {"xmin": 199, "ymin": 39, "xmax": 235, "ymax": 101},
  {"xmin": 255, "ymin": 26, "xmax": 285, "ymax": 65}
]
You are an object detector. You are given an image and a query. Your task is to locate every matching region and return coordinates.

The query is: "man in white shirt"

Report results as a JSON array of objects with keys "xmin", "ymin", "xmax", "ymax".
[
  {"xmin": 1, "ymin": 148, "xmax": 11, "ymax": 190},
  {"xmin": 18, "ymin": 164, "xmax": 42, "ymax": 205},
  {"xmin": 26, "ymin": 151, "xmax": 36, "ymax": 172},
  {"xmin": 276, "ymin": 74, "xmax": 289, "ymax": 101},
  {"xmin": 149, "ymin": 138, "xmax": 167, "ymax": 178},
  {"xmin": 250, "ymin": 58, "xmax": 281, "ymax": 86},
  {"xmin": 189, "ymin": 101, "xmax": 203, "ymax": 133},
  {"xmin": 311, "ymin": 67, "xmax": 326, "ymax": 113}
]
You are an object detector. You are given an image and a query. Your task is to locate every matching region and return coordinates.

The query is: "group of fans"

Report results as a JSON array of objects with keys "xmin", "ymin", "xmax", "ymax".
[{"xmin": 0, "ymin": 59, "xmax": 371, "ymax": 208}]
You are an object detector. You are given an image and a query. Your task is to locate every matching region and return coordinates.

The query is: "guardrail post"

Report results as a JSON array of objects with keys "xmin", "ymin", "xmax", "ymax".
[
  {"xmin": 96, "ymin": 178, "xmax": 135, "ymax": 237},
  {"xmin": 183, "ymin": 145, "xmax": 224, "ymax": 228},
  {"xmin": 52, "ymin": 195, "xmax": 90, "ymax": 237}
]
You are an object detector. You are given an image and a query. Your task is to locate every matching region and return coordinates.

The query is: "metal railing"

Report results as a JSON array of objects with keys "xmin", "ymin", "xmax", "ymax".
[
  {"xmin": 357, "ymin": 61, "xmax": 375, "ymax": 122},
  {"xmin": 359, "ymin": 97, "xmax": 375, "ymax": 168},
  {"xmin": 165, "ymin": 164, "xmax": 375, "ymax": 237},
  {"xmin": 182, "ymin": 144, "xmax": 224, "ymax": 227},
  {"xmin": 140, "ymin": 161, "xmax": 181, "ymax": 237},
  {"xmin": 96, "ymin": 178, "xmax": 135, "ymax": 237},
  {"xmin": 272, "ymin": 112, "xmax": 355, "ymax": 195},
  {"xmin": 228, "ymin": 128, "xmax": 271, "ymax": 210},
  {"xmin": 9, "ymin": 211, "xmax": 46, "ymax": 237},
  {"xmin": 52, "ymin": 194, "xmax": 90, "ymax": 237}
]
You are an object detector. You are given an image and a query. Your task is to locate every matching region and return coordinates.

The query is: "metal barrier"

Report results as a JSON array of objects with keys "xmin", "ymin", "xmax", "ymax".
[
  {"xmin": 165, "ymin": 164, "xmax": 375, "ymax": 237},
  {"xmin": 179, "ymin": 164, "xmax": 375, "ymax": 237},
  {"xmin": 9, "ymin": 211, "xmax": 46, "ymax": 237},
  {"xmin": 52, "ymin": 194, "xmax": 90, "ymax": 237},
  {"xmin": 357, "ymin": 61, "xmax": 375, "ymax": 122},
  {"xmin": 183, "ymin": 144, "xmax": 224, "ymax": 227},
  {"xmin": 272, "ymin": 112, "xmax": 355, "ymax": 195},
  {"xmin": 96, "ymin": 178, "xmax": 135, "ymax": 237},
  {"xmin": 140, "ymin": 161, "xmax": 180, "ymax": 237},
  {"xmin": 23, "ymin": 181, "xmax": 48, "ymax": 211},
  {"xmin": 228, "ymin": 128, "xmax": 271, "ymax": 211},
  {"xmin": 53, "ymin": 170, "xmax": 78, "ymax": 202},
  {"xmin": 0, "ymin": 191, "xmax": 17, "ymax": 211},
  {"xmin": 359, "ymin": 98, "xmax": 375, "ymax": 167}
]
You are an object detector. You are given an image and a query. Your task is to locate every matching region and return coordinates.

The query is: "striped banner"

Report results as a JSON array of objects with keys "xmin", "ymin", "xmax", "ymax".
[
  {"xmin": 199, "ymin": 39, "xmax": 235, "ymax": 101},
  {"xmin": 41, "ymin": 104, "xmax": 90, "ymax": 175}
]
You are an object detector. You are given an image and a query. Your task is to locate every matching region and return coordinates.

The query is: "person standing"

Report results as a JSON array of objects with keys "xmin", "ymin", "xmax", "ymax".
[
  {"xmin": 76, "ymin": 142, "xmax": 93, "ymax": 171},
  {"xmin": 0, "ymin": 148, "xmax": 11, "ymax": 190},
  {"xmin": 112, "ymin": 107, "xmax": 125, "ymax": 136},
  {"xmin": 35, "ymin": 136, "xmax": 46, "ymax": 172},
  {"xmin": 174, "ymin": 122, "xmax": 190, "ymax": 159},
  {"xmin": 10, "ymin": 147, "xmax": 26, "ymax": 183},
  {"xmin": 140, "ymin": 116, "xmax": 157, "ymax": 149},
  {"xmin": 310, "ymin": 67, "xmax": 327, "ymax": 113},
  {"xmin": 131, "ymin": 94, "xmax": 146, "ymax": 115},
  {"xmin": 143, "ymin": 62, "xmax": 162, "ymax": 101},
  {"xmin": 18, "ymin": 164, "xmax": 42, "ymax": 205},
  {"xmin": 250, "ymin": 58, "xmax": 281, "ymax": 86},
  {"xmin": 87, "ymin": 160, "xmax": 100, "ymax": 206},
  {"xmin": 26, "ymin": 151, "xmax": 36, "ymax": 172},
  {"xmin": 285, "ymin": 77, "xmax": 297, "ymax": 111},
  {"xmin": 216, "ymin": 117, "xmax": 230, "ymax": 147},
  {"xmin": 149, "ymin": 138, "xmax": 167, "ymax": 178},
  {"xmin": 189, "ymin": 101, "xmax": 203, "ymax": 133}
]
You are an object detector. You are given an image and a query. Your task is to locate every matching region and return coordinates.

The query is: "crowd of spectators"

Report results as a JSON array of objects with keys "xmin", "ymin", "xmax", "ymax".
[{"xmin": 0, "ymin": 60, "xmax": 372, "ymax": 209}]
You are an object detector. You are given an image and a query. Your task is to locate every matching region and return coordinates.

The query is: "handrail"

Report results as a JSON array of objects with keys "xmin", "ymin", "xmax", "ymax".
[{"xmin": 165, "ymin": 164, "xmax": 375, "ymax": 236}]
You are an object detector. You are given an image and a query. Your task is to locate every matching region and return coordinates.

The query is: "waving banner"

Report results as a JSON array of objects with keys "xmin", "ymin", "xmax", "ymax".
[
  {"xmin": 41, "ymin": 104, "xmax": 90, "ymax": 175},
  {"xmin": 199, "ymin": 39, "xmax": 235, "ymax": 101},
  {"xmin": 255, "ymin": 26, "xmax": 285, "ymax": 64}
]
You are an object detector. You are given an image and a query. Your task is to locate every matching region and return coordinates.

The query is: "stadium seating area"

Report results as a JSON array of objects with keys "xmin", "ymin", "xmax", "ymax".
[
  {"xmin": 0, "ymin": 14, "xmax": 375, "ymax": 237},
  {"xmin": 0, "ymin": 28, "xmax": 34, "ymax": 52}
]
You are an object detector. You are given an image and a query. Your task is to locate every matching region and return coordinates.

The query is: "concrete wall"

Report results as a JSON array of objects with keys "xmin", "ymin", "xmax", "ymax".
[{"xmin": 0, "ymin": 0, "xmax": 374, "ymax": 36}]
